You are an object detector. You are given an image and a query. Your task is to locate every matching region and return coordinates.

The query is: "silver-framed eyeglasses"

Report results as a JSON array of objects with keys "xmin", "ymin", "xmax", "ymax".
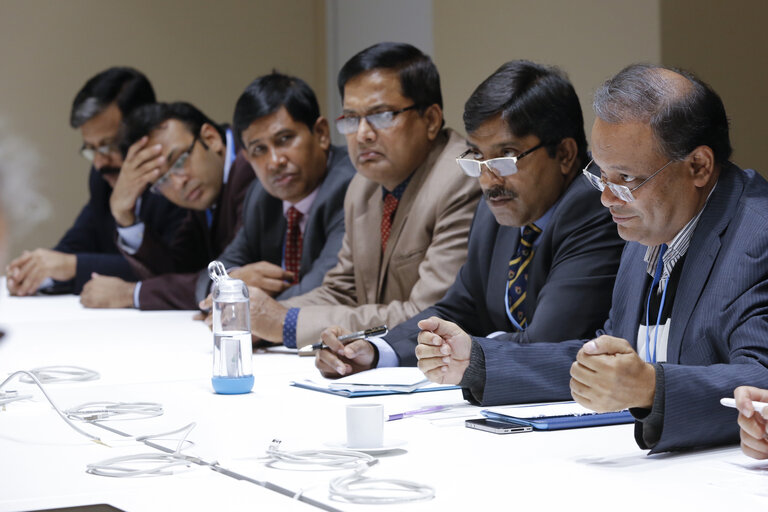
[
  {"xmin": 455, "ymin": 143, "xmax": 543, "ymax": 178},
  {"xmin": 79, "ymin": 141, "xmax": 120, "ymax": 162},
  {"xmin": 150, "ymin": 137, "xmax": 198, "ymax": 194},
  {"xmin": 581, "ymin": 158, "xmax": 674, "ymax": 203},
  {"xmin": 335, "ymin": 104, "xmax": 418, "ymax": 135}
]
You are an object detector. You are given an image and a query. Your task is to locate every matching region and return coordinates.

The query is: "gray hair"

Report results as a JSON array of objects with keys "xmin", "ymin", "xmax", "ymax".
[
  {"xmin": 593, "ymin": 64, "xmax": 732, "ymax": 164},
  {"xmin": 70, "ymin": 97, "xmax": 106, "ymax": 128}
]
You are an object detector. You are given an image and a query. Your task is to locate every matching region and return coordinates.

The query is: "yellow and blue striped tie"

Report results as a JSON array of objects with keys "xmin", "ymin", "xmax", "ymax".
[{"xmin": 507, "ymin": 223, "xmax": 542, "ymax": 330}]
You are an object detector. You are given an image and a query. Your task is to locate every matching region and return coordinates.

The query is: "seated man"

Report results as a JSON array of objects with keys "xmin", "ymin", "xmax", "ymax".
[
  {"xmin": 194, "ymin": 72, "xmax": 355, "ymax": 304},
  {"xmin": 223, "ymin": 42, "xmax": 481, "ymax": 348},
  {"xmin": 6, "ymin": 67, "xmax": 184, "ymax": 295},
  {"xmin": 80, "ymin": 101, "xmax": 254, "ymax": 309},
  {"xmin": 417, "ymin": 64, "xmax": 768, "ymax": 454},
  {"xmin": 314, "ymin": 60, "xmax": 624, "ymax": 378}
]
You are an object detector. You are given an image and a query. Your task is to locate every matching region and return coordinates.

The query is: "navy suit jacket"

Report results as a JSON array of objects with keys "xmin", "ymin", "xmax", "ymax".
[
  {"xmin": 195, "ymin": 145, "xmax": 356, "ymax": 303},
  {"xmin": 383, "ymin": 176, "xmax": 625, "ymax": 366},
  {"xmin": 53, "ymin": 167, "xmax": 184, "ymax": 294},
  {"xmin": 470, "ymin": 164, "xmax": 768, "ymax": 453}
]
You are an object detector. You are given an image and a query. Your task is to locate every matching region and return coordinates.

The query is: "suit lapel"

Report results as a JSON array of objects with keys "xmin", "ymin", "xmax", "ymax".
[
  {"xmin": 667, "ymin": 168, "xmax": 742, "ymax": 362},
  {"xmin": 618, "ymin": 244, "xmax": 648, "ymax": 347},
  {"xmin": 488, "ymin": 226, "xmax": 519, "ymax": 328},
  {"xmin": 356, "ymin": 189, "xmax": 382, "ymax": 303}
]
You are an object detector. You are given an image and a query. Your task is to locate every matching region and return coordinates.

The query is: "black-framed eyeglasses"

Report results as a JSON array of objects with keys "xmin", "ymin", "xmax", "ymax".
[
  {"xmin": 150, "ymin": 137, "xmax": 198, "ymax": 194},
  {"xmin": 335, "ymin": 104, "xmax": 419, "ymax": 135},
  {"xmin": 455, "ymin": 143, "xmax": 544, "ymax": 178},
  {"xmin": 79, "ymin": 141, "xmax": 120, "ymax": 162},
  {"xmin": 581, "ymin": 158, "xmax": 674, "ymax": 203}
]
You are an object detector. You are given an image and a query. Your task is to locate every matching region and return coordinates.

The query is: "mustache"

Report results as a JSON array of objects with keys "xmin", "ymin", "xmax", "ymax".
[
  {"xmin": 483, "ymin": 186, "xmax": 517, "ymax": 201},
  {"xmin": 97, "ymin": 166, "xmax": 120, "ymax": 176}
]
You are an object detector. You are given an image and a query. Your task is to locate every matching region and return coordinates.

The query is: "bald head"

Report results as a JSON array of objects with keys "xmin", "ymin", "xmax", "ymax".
[{"xmin": 593, "ymin": 64, "xmax": 732, "ymax": 165}]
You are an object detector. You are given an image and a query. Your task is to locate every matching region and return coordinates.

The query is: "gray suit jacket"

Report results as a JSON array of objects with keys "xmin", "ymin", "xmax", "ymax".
[{"xmin": 195, "ymin": 145, "xmax": 355, "ymax": 303}]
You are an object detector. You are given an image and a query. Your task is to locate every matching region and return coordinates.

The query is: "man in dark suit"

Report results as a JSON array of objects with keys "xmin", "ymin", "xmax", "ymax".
[
  {"xmin": 80, "ymin": 101, "xmax": 255, "ymax": 310},
  {"xmin": 5, "ymin": 67, "xmax": 184, "ymax": 295},
  {"xmin": 315, "ymin": 60, "xmax": 624, "ymax": 379},
  {"xmin": 195, "ymin": 72, "xmax": 355, "ymax": 304},
  {"xmin": 417, "ymin": 64, "xmax": 768, "ymax": 454}
]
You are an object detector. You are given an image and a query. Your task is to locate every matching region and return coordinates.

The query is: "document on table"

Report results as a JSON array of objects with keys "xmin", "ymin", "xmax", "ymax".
[
  {"xmin": 291, "ymin": 367, "xmax": 459, "ymax": 397},
  {"xmin": 482, "ymin": 401, "xmax": 633, "ymax": 430}
]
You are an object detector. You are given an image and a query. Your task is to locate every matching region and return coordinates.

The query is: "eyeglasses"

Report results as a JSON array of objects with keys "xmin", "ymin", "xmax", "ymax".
[
  {"xmin": 150, "ymin": 137, "xmax": 198, "ymax": 194},
  {"xmin": 455, "ymin": 143, "xmax": 544, "ymax": 178},
  {"xmin": 582, "ymin": 158, "xmax": 674, "ymax": 203},
  {"xmin": 335, "ymin": 105, "xmax": 419, "ymax": 135},
  {"xmin": 79, "ymin": 141, "xmax": 120, "ymax": 162}
]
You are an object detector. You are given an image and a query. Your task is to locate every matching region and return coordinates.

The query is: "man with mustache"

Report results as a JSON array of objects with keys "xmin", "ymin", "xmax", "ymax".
[
  {"xmin": 6, "ymin": 67, "xmax": 184, "ymax": 296},
  {"xmin": 231, "ymin": 42, "xmax": 481, "ymax": 350},
  {"xmin": 316, "ymin": 60, "xmax": 624, "ymax": 378}
]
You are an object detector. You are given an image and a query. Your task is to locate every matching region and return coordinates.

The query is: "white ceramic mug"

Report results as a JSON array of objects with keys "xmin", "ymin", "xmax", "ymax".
[{"xmin": 346, "ymin": 403, "xmax": 384, "ymax": 448}]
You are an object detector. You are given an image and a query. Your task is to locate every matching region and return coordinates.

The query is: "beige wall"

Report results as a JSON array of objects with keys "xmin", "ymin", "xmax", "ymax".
[
  {"xmin": 661, "ymin": 0, "xmax": 768, "ymax": 174},
  {"xmin": 433, "ymin": 0, "xmax": 662, "ymax": 140},
  {"xmin": 0, "ymin": 0, "xmax": 325, "ymax": 258}
]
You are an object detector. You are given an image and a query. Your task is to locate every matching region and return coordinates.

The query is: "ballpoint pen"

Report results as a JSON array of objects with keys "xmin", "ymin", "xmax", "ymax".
[
  {"xmin": 720, "ymin": 397, "xmax": 768, "ymax": 412},
  {"xmin": 387, "ymin": 405, "xmax": 451, "ymax": 421},
  {"xmin": 297, "ymin": 325, "xmax": 388, "ymax": 355}
]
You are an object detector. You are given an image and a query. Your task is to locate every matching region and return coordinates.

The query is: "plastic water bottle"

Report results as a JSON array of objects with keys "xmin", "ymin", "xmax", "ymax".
[{"xmin": 208, "ymin": 261, "xmax": 254, "ymax": 394}]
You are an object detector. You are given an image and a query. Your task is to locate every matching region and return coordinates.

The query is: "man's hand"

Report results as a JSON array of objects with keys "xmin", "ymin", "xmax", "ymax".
[
  {"xmin": 6, "ymin": 249, "xmax": 76, "ymax": 295},
  {"xmin": 735, "ymin": 386, "xmax": 768, "ymax": 459},
  {"xmin": 315, "ymin": 326, "xmax": 376, "ymax": 378},
  {"xmin": 110, "ymin": 136, "xmax": 164, "ymax": 227},
  {"xmin": 248, "ymin": 286, "xmax": 288, "ymax": 343},
  {"xmin": 80, "ymin": 273, "xmax": 136, "ymax": 308},
  {"xmin": 229, "ymin": 261, "xmax": 294, "ymax": 296},
  {"xmin": 570, "ymin": 335, "xmax": 656, "ymax": 412},
  {"xmin": 415, "ymin": 317, "xmax": 472, "ymax": 385}
]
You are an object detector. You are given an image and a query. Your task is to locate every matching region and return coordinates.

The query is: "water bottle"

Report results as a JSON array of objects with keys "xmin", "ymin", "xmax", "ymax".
[{"xmin": 208, "ymin": 261, "xmax": 254, "ymax": 394}]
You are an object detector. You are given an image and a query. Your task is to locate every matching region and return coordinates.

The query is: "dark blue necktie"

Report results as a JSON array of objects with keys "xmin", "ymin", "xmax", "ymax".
[{"xmin": 506, "ymin": 224, "xmax": 541, "ymax": 330}]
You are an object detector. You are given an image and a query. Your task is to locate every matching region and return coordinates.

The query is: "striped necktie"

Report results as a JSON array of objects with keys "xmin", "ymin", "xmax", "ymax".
[{"xmin": 506, "ymin": 223, "xmax": 542, "ymax": 330}]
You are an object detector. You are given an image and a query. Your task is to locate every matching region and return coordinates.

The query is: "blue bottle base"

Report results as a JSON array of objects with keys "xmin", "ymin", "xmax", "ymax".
[{"xmin": 212, "ymin": 375, "xmax": 254, "ymax": 394}]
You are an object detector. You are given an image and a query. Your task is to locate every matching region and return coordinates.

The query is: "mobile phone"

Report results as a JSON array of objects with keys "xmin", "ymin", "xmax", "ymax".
[{"xmin": 465, "ymin": 418, "xmax": 532, "ymax": 434}]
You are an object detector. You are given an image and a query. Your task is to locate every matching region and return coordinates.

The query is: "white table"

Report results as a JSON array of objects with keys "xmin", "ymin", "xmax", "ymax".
[{"xmin": 1, "ymin": 292, "xmax": 766, "ymax": 511}]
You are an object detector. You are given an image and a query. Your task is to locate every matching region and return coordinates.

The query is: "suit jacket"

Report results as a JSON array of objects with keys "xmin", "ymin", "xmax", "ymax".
[
  {"xmin": 126, "ymin": 154, "xmax": 255, "ymax": 310},
  {"xmin": 194, "ymin": 145, "xmax": 356, "ymax": 303},
  {"xmin": 383, "ymin": 175, "xmax": 625, "ymax": 366},
  {"xmin": 53, "ymin": 167, "xmax": 185, "ymax": 294},
  {"xmin": 469, "ymin": 164, "xmax": 768, "ymax": 453},
  {"xmin": 282, "ymin": 129, "xmax": 482, "ymax": 347}
]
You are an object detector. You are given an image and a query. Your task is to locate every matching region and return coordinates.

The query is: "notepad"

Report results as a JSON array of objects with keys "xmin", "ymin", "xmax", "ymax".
[
  {"xmin": 291, "ymin": 367, "xmax": 459, "ymax": 397},
  {"xmin": 482, "ymin": 401, "xmax": 634, "ymax": 430}
]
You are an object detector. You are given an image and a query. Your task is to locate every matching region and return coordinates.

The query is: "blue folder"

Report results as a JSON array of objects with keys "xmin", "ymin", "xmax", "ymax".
[{"xmin": 481, "ymin": 402, "xmax": 634, "ymax": 430}]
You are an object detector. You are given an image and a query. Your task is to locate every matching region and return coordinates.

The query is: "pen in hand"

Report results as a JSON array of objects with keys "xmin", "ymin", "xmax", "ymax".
[{"xmin": 297, "ymin": 325, "xmax": 388, "ymax": 355}]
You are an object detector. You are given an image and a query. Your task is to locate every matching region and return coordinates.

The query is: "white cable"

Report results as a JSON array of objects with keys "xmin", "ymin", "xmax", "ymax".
[
  {"xmin": 65, "ymin": 401, "xmax": 163, "ymax": 422},
  {"xmin": 19, "ymin": 366, "xmax": 99, "ymax": 384},
  {"xmin": 87, "ymin": 423, "xmax": 198, "ymax": 478},
  {"xmin": 0, "ymin": 390, "xmax": 33, "ymax": 406},
  {"xmin": 263, "ymin": 439, "xmax": 434, "ymax": 504},
  {"xmin": 0, "ymin": 370, "xmax": 104, "ymax": 444}
]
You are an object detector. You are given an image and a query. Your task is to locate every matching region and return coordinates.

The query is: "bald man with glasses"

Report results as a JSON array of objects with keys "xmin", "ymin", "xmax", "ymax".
[{"xmin": 315, "ymin": 60, "xmax": 625, "ymax": 379}]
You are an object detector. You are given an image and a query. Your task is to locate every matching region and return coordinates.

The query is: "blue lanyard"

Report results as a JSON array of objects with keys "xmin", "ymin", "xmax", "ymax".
[{"xmin": 644, "ymin": 244, "xmax": 668, "ymax": 363}]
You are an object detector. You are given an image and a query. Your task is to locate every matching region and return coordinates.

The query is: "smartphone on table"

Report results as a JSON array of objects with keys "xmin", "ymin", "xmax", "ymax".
[{"xmin": 465, "ymin": 418, "xmax": 532, "ymax": 434}]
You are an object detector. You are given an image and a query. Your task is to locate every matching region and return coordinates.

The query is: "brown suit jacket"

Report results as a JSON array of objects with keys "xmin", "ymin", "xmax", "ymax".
[
  {"xmin": 282, "ymin": 129, "xmax": 481, "ymax": 347},
  {"xmin": 125, "ymin": 153, "xmax": 255, "ymax": 309}
]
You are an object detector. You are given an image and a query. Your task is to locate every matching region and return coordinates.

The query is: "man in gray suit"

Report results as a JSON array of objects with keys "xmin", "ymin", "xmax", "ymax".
[
  {"xmin": 197, "ymin": 72, "xmax": 355, "ymax": 304},
  {"xmin": 315, "ymin": 61, "xmax": 624, "ymax": 378}
]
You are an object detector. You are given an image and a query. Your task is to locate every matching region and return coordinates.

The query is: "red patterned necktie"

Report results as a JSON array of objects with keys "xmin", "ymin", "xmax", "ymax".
[
  {"xmin": 284, "ymin": 206, "xmax": 303, "ymax": 284},
  {"xmin": 381, "ymin": 193, "xmax": 399, "ymax": 252}
]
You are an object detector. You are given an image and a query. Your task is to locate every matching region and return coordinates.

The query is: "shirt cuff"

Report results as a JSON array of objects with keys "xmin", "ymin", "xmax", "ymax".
[
  {"xmin": 368, "ymin": 336, "xmax": 399, "ymax": 367},
  {"xmin": 282, "ymin": 307, "xmax": 300, "ymax": 349},
  {"xmin": 116, "ymin": 222, "xmax": 146, "ymax": 255},
  {"xmin": 133, "ymin": 281, "xmax": 142, "ymax": 309}
]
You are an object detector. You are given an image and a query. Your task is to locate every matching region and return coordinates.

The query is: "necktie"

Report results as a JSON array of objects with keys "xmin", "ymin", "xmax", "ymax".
[
  {"xmin": 284, "ymin": 207, "xmax": 303, "ymax": 284},
  {"xmin": 381, "ymin": 193, "xmax": 399, "ymax": 252},
  {"xmin": 506, "ymin": 224, "xmax": 542, "ymax": 330}
]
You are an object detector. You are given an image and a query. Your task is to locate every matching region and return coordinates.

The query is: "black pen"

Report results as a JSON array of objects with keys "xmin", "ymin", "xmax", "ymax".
[{"xmin": 297, "ymin": 325, "xmax": 387, "ymax": 355}]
